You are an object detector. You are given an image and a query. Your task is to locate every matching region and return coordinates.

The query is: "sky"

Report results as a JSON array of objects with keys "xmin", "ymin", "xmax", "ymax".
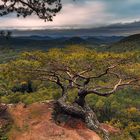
[{"xmin": 0, "ymin": 0, "xmax": 140, "ymax": 29}]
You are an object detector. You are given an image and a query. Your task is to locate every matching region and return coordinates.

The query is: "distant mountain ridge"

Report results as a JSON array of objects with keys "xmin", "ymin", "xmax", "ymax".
[
  {"xmin": 107, "ymin": 33, "xmax": 140, "ymax": 52},
  {"xmin": 120, "ymin": 33, "xmax": 140, "ymax": 42},
  {"xmin": 6, "ymin": 21, "xmax": 140, "ymax": 36},
  {"xmin": 2, "ymin": 33, "xmax": 140, "ymax": 52},
  {"xmin": 0, "ymin": 36, "xmax": 124, "ymax": 51}
]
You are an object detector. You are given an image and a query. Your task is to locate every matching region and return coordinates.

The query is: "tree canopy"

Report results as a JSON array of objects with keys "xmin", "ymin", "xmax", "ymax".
[
  {"xmin": 0, "ymin": 0, "xmax": 62, "ymax": 21},
  {"xmin": 1, "ymin": 47, "xmax": 140, "ymax": 140}
]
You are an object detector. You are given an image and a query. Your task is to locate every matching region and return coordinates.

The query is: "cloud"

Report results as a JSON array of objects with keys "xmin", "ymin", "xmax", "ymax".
[
  {"xmin": 0, "ymin": 1, "xmax": 110, "ymax": 28},
  {"xmin": 100, "ymin": 0, "xmax": 140, "ymax": 22},
  {"xmin": 50, "ymin": 1, "xmax": 110, "ymax": 26},
  {"xmin": 0, "ymin": 0, "xmax": 140, "ymax": 29}
]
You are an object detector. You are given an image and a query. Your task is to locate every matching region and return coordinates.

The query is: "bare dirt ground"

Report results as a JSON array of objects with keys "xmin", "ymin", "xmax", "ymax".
[{"xmin": 0, "ymin": 102, "xmax": 120, "ymax": 140}]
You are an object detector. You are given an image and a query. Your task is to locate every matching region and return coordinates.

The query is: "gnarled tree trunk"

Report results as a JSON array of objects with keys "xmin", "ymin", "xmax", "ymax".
[{"xmin": 55, "ymin": 90, "xmax": 110, "ymax": 140}]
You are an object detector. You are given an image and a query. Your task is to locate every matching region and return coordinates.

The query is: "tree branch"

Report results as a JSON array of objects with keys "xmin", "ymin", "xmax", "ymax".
[
  {"xmin": 86, "ymin": 78, "xmax": 140, "ymax": 97},
  {"xmin": 0, "ymin": 0, "xmax": 62, "ymax": 21}
]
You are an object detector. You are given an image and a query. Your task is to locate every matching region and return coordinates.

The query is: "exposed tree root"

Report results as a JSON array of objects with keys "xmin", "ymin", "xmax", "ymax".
[{"xmin": 55, "ymin": 95, "xmax": 110, "ymax": 140}]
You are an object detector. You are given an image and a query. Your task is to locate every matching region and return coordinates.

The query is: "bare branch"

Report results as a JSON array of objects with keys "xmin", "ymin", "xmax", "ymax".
[
  {"xmin": 74, "ymin": 65, "xmax": 117, "ymax": 80},
  {"xmin": 86, "ymin": 78, "xmax": 140, "ymax": 97}
]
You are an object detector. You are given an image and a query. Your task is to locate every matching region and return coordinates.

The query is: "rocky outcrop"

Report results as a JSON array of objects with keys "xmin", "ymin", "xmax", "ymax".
[{"xmin": 0, "ymin": 102, "xmax": 120, "ymax": 140}]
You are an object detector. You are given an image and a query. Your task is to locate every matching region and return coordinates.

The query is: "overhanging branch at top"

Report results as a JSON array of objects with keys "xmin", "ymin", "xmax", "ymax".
[{"xmin": 0, "ymin": 0, "xmax": 62, "ymax": 21}]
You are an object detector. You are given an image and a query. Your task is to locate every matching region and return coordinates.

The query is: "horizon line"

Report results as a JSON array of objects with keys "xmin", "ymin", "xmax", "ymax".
[{"xmin": 0, "ymin": 20, "xmax": 140, "ymax": 30}]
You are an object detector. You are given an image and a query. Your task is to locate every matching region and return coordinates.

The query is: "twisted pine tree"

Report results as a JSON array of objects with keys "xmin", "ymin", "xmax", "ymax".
[
  {"xmin": 25, "ymin": 59, "xmax": 139, "ymax": 140},
  {"xmin": 0, "ymin": 1, "xmax": 140, "ymax": 140}
]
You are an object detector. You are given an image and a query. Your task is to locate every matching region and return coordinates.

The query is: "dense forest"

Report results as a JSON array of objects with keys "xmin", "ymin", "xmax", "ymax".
[
  {"xmin": 0, "ymin": 0, "xmax": 140, "ymax": 140},
  {"xmin": 0, "ymin": 43, "xmax": 140, "ymax": 140}
]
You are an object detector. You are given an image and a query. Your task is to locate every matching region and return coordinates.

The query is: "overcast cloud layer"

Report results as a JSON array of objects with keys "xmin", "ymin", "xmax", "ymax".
[{"xmin": 0, "ymin": 0, "xmax": 140, "ymax": 29}]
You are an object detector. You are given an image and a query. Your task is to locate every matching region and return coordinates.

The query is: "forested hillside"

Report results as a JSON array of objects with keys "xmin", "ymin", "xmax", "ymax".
[
  {"xmin": 0, "ymin": 0, "xmax": 140, "ymax": 140},
  {"xmin": 106, "ymin": 34, "xmax": 140, "ymax": 52},
  {"xmin": 0, "ymin": 45, "xmax": 140, "ymax": 140},
  {"xmin": 0, "ymin": 36, "xmax": 123, "ymax": 51},
  {"xmin": 1, "ymin": 33, "xmax": 140, "ymax": 53}
]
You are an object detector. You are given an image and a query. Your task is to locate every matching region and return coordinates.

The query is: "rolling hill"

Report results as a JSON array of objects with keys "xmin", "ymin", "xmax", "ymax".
[
  {"xmin": 0, "ymin": 36, "xmax": 123, "ymax": 51},
  {"xmin": 106, "ymin": 33, "xmax": 140, "ymax": 52},
  {"xmin": 1, "ymin": 33, "xmax": 140, "ymax": 58}
]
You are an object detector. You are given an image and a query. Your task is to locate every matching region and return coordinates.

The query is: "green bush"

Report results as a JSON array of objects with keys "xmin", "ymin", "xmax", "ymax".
[{"xmin": 0, "ymin": 46, "xmax": 140, "ymax": 139}]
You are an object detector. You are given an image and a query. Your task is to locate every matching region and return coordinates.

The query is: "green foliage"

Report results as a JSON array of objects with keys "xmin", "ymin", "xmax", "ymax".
[
  {"xmin": 0, "ymin": 46, "xmax": 140, "ymax": 139},
  {"xmin": 0, "ymin": 0, "xmax": 62, "ymax": 21},
  {"xmin": 106, "ymin": 34, "xmax": 140, "ymax": 52},
  {"xmin": 86, "ymin": 88, "xmax": 140, "ymax": 139},
  {"xmin": 0, "ymin": 87, "xmax": 61, "ymax": 105}
]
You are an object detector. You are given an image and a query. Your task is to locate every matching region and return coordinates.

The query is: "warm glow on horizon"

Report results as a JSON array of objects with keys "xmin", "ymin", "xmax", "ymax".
[{"xmin": 0, "ymin": 0, "xmax": 140, "ymax": 29}]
